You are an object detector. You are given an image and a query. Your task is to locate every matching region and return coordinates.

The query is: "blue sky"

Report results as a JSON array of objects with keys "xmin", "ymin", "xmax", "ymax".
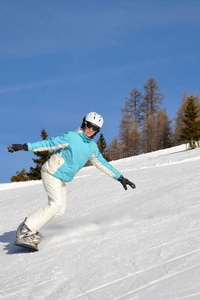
[{"xmin": 1, "ymin": 0, "xmax": 200, "ymax": 183}]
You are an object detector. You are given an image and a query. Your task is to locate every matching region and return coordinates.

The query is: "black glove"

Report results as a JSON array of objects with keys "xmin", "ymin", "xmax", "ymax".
[
  {"xmin": 7, "ymin": 144, "xmax": 28, "ymax": 153},
  {"xmin": 118, "ymin": 175, "xmax": 136, "ymax": 191}
]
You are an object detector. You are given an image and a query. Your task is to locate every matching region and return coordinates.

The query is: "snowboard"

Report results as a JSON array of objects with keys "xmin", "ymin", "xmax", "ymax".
[{"xmin": 14, "ymin": 239, "xmax": 39, "ymax": 251}]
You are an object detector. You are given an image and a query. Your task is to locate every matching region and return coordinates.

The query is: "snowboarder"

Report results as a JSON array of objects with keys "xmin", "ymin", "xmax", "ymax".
[{"xmin": 8, "ymin": 112, "xmax": 136, "ymax": 250}]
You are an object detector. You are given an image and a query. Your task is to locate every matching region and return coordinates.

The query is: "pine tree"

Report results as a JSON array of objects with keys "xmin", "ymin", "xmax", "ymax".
[
  {"xmin": 180, "ymin": 96, "xmax": 200, "ymax": 148},
  {"xmin": 27, "ymin": 129, "xmax": 54, "ymax": 180},
  {"xmin": 97, "ymin": 133, "xmax": 107, "ymax": 158},
  {"xmin": 174, "ymin": 91, "xmax": 200, "ymax": 145},
  {"xmin": 11, "ymin": 168, "xmax": 29, "ymax": 182}
]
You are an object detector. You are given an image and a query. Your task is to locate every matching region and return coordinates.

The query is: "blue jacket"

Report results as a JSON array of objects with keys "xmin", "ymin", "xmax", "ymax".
[{"xmin": 27, "ymin": 129, "xmax": 121, "ymax": 182}]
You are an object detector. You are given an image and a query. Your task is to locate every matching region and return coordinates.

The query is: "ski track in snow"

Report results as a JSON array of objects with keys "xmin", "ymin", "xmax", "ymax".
[
  {"xmin": 72, "ymin": 247, "xmax": 200, "ymax": 300},
  {"xmin": 1, "ymin": 144, "xmax": 200, "ymax": 299}
]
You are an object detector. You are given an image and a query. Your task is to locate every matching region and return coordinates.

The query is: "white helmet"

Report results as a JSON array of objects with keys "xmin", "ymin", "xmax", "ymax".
[{"xmin": 84, "ymin": 112, "xmax": 104, "ymax": 129}]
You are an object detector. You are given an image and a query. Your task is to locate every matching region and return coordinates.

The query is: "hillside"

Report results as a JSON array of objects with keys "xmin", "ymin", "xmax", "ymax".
[{"xmin": 1, "ymin": 144, "xmax": 200, "ymax": 300}]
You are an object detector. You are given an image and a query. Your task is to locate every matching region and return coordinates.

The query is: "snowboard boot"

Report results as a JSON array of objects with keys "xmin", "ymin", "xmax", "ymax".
[{"xmin": 15, "ymin": 219, "xmax": 41, "ymax": 245}]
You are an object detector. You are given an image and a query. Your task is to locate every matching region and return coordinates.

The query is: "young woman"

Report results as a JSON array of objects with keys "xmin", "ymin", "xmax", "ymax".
[{"xmin": 8, "ymin": 112, "xmax": 136, "ymax": 249}]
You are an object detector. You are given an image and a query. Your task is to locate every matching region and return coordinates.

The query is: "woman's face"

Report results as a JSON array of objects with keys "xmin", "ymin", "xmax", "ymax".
[
  {"xmin": 84, "ymin": 127, "xmax": 95, "ymax": 137},
  {"xmin": 83, "ymin": 122, "xmax": 99, "ymax": 138}
]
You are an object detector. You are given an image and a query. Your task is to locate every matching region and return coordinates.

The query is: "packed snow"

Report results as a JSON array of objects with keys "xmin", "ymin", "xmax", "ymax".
[{"xmin": 1, "ymin": 144, "xmax": 200, "ymax": 300}]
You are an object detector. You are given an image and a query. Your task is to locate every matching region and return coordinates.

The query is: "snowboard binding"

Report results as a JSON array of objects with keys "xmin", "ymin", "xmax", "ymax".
[{"xmin": 14, "ymin": 219, "xmax": 41, "ymax": 251}]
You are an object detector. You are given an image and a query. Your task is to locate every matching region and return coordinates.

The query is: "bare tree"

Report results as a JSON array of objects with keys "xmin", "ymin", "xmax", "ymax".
[
  {"xmin": 140, "ymin": 77, "xmax": 164, "ymax": 152},
  {"xmin": 156, "ymin": 108, "xmax": 173, "ymax": 149},
  {"xmin": 119, "ymin": 87, "xmax": 142, "ymax": 156}
]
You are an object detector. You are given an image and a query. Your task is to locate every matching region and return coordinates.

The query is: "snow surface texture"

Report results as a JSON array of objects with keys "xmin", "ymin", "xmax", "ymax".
[{"xmin": 1, "ymin": 144, "xmax": 200, "ymax": 300}]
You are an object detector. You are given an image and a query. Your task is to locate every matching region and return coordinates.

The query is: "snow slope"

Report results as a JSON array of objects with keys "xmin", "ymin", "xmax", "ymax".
[{"xmin": 1, "ymin": 144, "xmax": 200, "ymax": 300}]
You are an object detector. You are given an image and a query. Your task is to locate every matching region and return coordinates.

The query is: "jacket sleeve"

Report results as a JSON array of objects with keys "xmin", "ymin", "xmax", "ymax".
[
  {"xmin": 89, "ymin": 146, "xmax": 121, "ymax": 180},
  {"xmin": 27, "ymin": 132, "xmax": 70, "ymax": 152}
]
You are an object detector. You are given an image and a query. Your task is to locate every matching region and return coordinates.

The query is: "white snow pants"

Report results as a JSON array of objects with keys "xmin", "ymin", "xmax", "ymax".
[{"xmin": 25, "ymin": 171, "xmax": 67, "ymax": 233}]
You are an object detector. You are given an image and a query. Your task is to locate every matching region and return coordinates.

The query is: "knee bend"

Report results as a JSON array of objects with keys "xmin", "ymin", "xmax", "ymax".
[
  {"xmin": 48, "ymin": 201, "xmax": 64, "ymax": 214},
  {"xmin": 57, "ymin": 203, "xmax": 67, "ymax": 217}
]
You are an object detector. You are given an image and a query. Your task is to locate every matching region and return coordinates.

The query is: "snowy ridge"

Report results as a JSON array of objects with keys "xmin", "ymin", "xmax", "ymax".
[
  {"xmin": 0, "ymin": 180, "xmax": 42, "ymax": 191},
  {"xmin": 1, "ymin": 144, "xmax": 200, "ymax": 299}
]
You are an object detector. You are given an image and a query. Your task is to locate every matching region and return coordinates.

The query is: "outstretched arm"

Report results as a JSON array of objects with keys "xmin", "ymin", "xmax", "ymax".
[
  {"xmin": 90, "ymin": 147, "xmax": 136, "ymax": 191},
  {"xmin": 8, "ymin": 132, "xmax": 70, "ymax": 153}
]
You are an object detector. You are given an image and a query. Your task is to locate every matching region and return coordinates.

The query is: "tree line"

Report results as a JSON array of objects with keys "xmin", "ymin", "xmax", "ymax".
[
  {"xmin": 104, "ymin": 77, "xmax": 200, "ymax": 161},
  {"xmin": 11, "ymin": 76, "xmax": 200, "ymax": 182}
]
